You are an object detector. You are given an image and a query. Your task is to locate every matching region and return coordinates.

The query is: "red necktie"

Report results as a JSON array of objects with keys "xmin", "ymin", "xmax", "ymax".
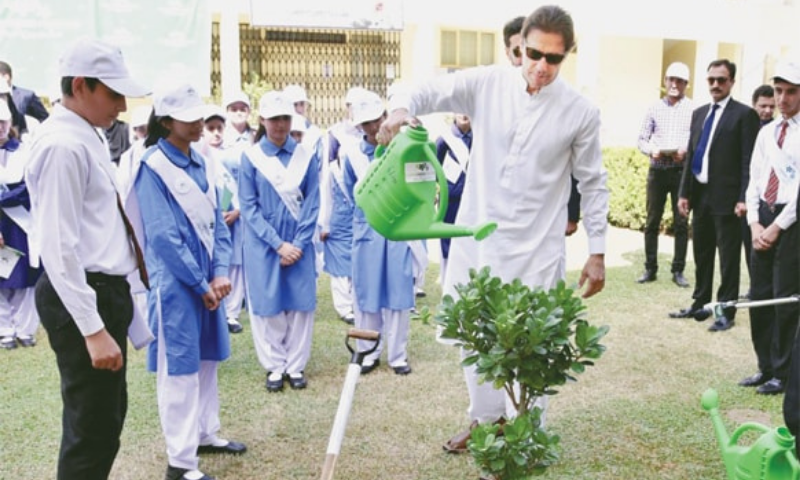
[{"xmin": 764, "ymin": 120, "xmax": 788, "ymax": 206}]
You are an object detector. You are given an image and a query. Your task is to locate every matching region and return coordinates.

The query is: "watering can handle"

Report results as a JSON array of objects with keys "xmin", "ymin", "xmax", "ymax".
[
  {"xmin": 729, "ymin": 422, "xmax": 773, "ymax": 445},
  {"xmin": 408, "ymin": 125, "xmax": 449, "ymax": 223}
]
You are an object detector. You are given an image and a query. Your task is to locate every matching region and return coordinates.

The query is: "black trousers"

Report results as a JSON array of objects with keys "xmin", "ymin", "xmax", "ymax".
[
  {"xmin": 643, "ymin": 166, "xmax": 688, "ymax": 273},
  {"xmin": 783, "ymin": 320, "xmax": 800, "ymax": 458},
  {"xmin": 36, "ymin": 272, "xmax": 133, "ymax": 480},
  {"xmin": 690, "ymin": 187, "xmax": 741, "ymax": 318},
  {"xmin": 748, "ymin": 202, "xmax": 799, "ymax": 380}
]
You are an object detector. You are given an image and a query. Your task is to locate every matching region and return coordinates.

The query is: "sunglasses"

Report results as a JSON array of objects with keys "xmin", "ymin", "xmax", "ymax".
[
  {"xmin": 511, "ymin": 46, "xmax": 522, "ymax": 58},
  {"xmin": 523, "ymin": 46, "xmax": 566, "ymax": 65},
  {"xmin": 707, "ymin": 76, "xmax": 730, "ymax": 86}
]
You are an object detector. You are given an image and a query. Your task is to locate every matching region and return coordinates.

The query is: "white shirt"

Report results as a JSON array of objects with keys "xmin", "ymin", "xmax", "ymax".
[
  {"xmin": 695, "ymin": 96, "xmax": 731, "ymax": 184},
  {"xmin": 26, "ymin": 104, "xmax": 137, "ymax": 336},
  {"xmin": 746, "ymin": 115, "xmax": 800, "ymax": 230},
  {"xmin": 390, "ymin": 65, "xmax": 608, "ymax": 295}
]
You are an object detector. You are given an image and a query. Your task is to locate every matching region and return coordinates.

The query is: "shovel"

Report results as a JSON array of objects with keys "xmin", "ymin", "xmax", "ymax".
[{"xmin": 320, "ymin": 327, "xmax": 381, "ymax": 480}]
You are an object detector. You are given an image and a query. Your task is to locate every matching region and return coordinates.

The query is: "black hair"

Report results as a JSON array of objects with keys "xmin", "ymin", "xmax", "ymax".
[
  {"xmin": 254, "ymin": 123, "xmax": 266, "ymax": 142},
  {"xmin": 502, "ymin": 16, "xmax": 525, "ymax": 48},
  {"xmin": 143, "ymin": 111, "xmax": 172, "ymax": 148},
  {"xmin": 707, "ymin": 59, "xmax": 737, "ymax": 81},
  {"xmin": 60, "ymin": 76, "xmax": 100, "ymax": 97},
  {"xmin": 522, "ymin": 5, "xmax": 575, "ymax": 53},
  {"xmin": 0, "ymin": 61, "xmax": 11, "ymax": 78},
  {"xmin": 752, "ymin": 84, "xmax": 774, "ymax": 104}
]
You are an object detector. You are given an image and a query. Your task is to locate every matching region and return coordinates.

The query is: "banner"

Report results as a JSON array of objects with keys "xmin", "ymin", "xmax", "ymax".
[
  {"xmin": 0, "ymin": 0, "xmax": 210, "ymax": 98},
  {"xmin": 250, "ymin": 0, "xmax": 404, "ymax": 31}
]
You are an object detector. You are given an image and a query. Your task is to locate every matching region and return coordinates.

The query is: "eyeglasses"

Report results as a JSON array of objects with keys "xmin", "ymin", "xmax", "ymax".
[
  {"xmin": 707, "ymin": 76, "xmax": 730, "ymax": 86},
  {"xmin": 511, "ymin": 46, "xmax": 522, "ymax": 58},
  {"xmin": 523, "ymin": 46, "xmax": 566, "ymax": 65}
]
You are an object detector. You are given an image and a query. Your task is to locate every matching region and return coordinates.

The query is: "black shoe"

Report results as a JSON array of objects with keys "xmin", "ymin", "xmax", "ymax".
[
  {"xmin": 756, "ymin": 378, "xmax": 785, "ymax": 395},
  {"xmin": 288, "ymin": 372, "xmax": 307, "ymax": 390},
  {"xmin": 361, "ymin": 359, "xmax": 380, "ymax": 375},
  {"xmin": 16, "ymin": 335, "xmax": 36, "ymax": 347},
  {"xmin": 0, "ymin": 336, "xmax": 17, "ymax": 350},
  {"xmin": 392, "ymin": 364, "xmax": 412, "ymax": 375},
  {"xmin": 636, "ymin": 270, "xmax": 657, "ymax": 283},
  {"xmin": 227, "ymin": 319, "xmax": 243, "ymax": 334},
  {"xmin": 266, "ymin": 372, "xmax": 284, "ymax": 392},
  {"xmin": 165, "ymin": 465, "xmax": 215, "ymax": 480},
  {"xmin": 739, "ymin": 372, "xmax": 771, "ymax": 387},
  {"xmin": 669, "ymin": 306, "xmax": 710, "ymax": 321},
  {"xmin": 672, "ymin": 272, "xmax": 690, "ymax": 288},
  {"xmin": 708, "ymin": 316, "xmax": 735, "ymax": 332},
  {"xmin": 198, "ymin": 440, "xmax": 247, "ymax": 455}
]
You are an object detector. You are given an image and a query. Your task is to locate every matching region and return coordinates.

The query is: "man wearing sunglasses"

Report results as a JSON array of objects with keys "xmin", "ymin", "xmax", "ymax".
[
  {"xmin": 381, "ymin": 4, "xmax": 608, "ymax": 452},
  {"xmin": 635, "ymin": 62, "xmax": 694, "ymax": 288},
  {"xmin": 671, "ymin": 59, "xmax": 760, "ymax": 332}
]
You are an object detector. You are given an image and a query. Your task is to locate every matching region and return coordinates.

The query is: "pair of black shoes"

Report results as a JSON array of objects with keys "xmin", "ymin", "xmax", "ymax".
[
  {"xmin": 739, "ymin": 372, "xmax": 785, "ymax": 395},
  {"xmin": 266, "ymin": 372, "xmax": 307, "ymax": 392},
  {"xmin": 637, "ymin": 270, "xmax": 690, "ymax": 288}
]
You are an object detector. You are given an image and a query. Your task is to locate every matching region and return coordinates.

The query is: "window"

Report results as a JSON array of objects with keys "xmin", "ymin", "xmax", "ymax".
[{"xmin": 440, "ymin": 29, "xmax": 495, "ymax": 68}]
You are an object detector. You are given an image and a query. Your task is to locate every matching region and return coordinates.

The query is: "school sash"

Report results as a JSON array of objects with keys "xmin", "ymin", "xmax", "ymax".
[
  {"xmin": 246, "ymin": 143, "xmax": 313, "ymax": 221},
  {"xmin": 146, "ymin": 148, "xmax": 217, "ymax": 260}
]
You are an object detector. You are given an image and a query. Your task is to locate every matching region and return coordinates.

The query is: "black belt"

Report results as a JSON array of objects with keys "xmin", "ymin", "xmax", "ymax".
[
  {"xmin": 760, "ymin": 200, "xmax": 786, "ymax": 214},
  {"xmin": 86, "ymin": 271, "xmax": 128, "ymax": 286}
]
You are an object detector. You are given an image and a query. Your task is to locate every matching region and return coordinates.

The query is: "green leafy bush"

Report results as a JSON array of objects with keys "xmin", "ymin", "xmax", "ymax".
[
  {"xmin": 433, "ymin": 267, "xmax": 609, "ymax": 480},
  {"xmin": 603, "ymin": 146, "xmax": 679, "ymax": 233}
]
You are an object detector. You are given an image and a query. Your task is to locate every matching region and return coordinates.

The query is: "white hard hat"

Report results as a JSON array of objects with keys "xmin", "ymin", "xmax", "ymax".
[{"xmin": 665, "ymin": 62, "xmax": 690, "ymax": 82}]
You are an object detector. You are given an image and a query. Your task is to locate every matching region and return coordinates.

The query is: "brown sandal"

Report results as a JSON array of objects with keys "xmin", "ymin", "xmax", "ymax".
[{"xmin": 442, "ymin": 420, "xmax": 479, "ymax": 453}]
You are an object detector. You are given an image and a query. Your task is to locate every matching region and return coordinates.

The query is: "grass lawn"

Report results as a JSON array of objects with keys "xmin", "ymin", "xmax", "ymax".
[{"xmin": 0, "ymin": 249, "xmax": 784, "ymax": 479}]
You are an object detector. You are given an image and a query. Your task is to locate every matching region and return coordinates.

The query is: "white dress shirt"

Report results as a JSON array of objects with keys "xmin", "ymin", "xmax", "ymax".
[
  {"xmin": 26, "ymin": 104, "xmax": 137, "ymax": 336},
  {"xmin": 695, "ymin": 96, "xmax": 731, "ymax": 184},
  {"xmin": 746, "ymin": 115, "xmax": 800, "ymax": 230},
  {"xmin": 390, "ymin": 66, "xmax": 608, "ymax": 295}
]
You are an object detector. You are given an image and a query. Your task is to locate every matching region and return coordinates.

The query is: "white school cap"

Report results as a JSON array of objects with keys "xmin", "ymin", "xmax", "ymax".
[
  {"xmin": 284, "ymin": 84, "xmax": 310, "ymax": 104},
  {"xmin": 258, "ymin": 91, "xmax": 294, "ymax": 119},
  {"xmin": 351, "ymin": 90, "xmax": 385, "ymax": 125},
  {"xmin": 773, "ymin": 60, "xmax": 800, "ymax": 86},
  {"xmin": 153, "ymin": 82, "xmax": 208, "ymax": 122},
  {"xmin": 59, "ymin": 38, "xmax": 150, "ymax": 97}
]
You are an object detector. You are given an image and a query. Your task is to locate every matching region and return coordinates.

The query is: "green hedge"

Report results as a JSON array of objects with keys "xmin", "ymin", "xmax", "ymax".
[{"xmin": 603, "ymin": 146, "xmax": 677, "ymax": 233}]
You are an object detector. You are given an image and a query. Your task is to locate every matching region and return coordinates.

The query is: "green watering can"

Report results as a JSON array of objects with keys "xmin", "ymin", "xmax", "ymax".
[
  {"xmin": 354, "ymin": 125, "xmax": 497, "ymax": 241},
  {"xmin": 701, "ymin": 388, "xmax": 800, "ymax": 479}
]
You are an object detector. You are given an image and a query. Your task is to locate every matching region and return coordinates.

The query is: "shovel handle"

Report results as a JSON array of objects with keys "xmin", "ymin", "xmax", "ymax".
[{"xmin": 347, "ymin": 328, "xmax": 380, "ymax": 341}]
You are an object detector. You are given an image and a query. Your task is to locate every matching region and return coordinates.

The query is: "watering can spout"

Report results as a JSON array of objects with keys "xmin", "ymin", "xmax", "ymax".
[{"xmin": 401, "ymin": 220, "xmax": 497, "ymax": 242}]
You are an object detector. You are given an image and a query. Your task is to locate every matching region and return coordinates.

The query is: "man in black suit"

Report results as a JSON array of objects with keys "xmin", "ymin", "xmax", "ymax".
[
  {"xmin": 670, "ymin": 59, "xmax": 760, "ymax": 331},
  {"xmin": 0, "ymin": 60, "xmax": 49, "ymax": 132}
]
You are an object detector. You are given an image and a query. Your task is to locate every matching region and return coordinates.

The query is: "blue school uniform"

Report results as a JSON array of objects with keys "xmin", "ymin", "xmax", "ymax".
[
  {"xmin": 239, "ymin": 136, "xmax": 320, "ymax": 316},
  {"xmin": 323, "ymin": 161, "xmax": 354, "ymax": 277},
  {"xmin": 343, "ymin": 140, "xmax": 414, "ymax": 313},
  {"xmin": 135, "ymin": 139, "xmax": 232, "ymax": 376}
]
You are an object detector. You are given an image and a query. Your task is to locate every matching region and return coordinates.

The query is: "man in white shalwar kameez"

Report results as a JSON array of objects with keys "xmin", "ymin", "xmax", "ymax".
[{"xmin": 381, "ymin": 5, "xmax": 608, "ymax": 452}]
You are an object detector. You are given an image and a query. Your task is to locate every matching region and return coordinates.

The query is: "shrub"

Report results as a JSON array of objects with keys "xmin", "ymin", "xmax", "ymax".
[{"xmin": 602, "ymin": 146, "xmax": 678, "ymax": 233}]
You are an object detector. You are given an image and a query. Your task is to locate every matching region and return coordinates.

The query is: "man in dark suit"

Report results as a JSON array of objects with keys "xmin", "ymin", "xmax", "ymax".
[
  {"xmin": 669, "ymin": 59, "xmax": 760, "ymax": 331},
  {"xmin": 0, "ymin": 60, "xmax": 49, "ymax": 131}
]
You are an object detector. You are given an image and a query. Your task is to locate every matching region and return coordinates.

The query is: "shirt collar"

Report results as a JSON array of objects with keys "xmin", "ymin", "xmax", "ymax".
[
  {"xmin": 157, "ymin": 138, "xmax": 199, "ymax": 168},
  {"xmin": 0, "ymin": 138, "xmax": 20, "ymax": 152},
  {"xmin": 261, "ymin": 136, "xmax": 297, "ymax": 156},
  {"xmin": 450, "ymin": 123, "xmax": 471, "ymax": 139}
]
